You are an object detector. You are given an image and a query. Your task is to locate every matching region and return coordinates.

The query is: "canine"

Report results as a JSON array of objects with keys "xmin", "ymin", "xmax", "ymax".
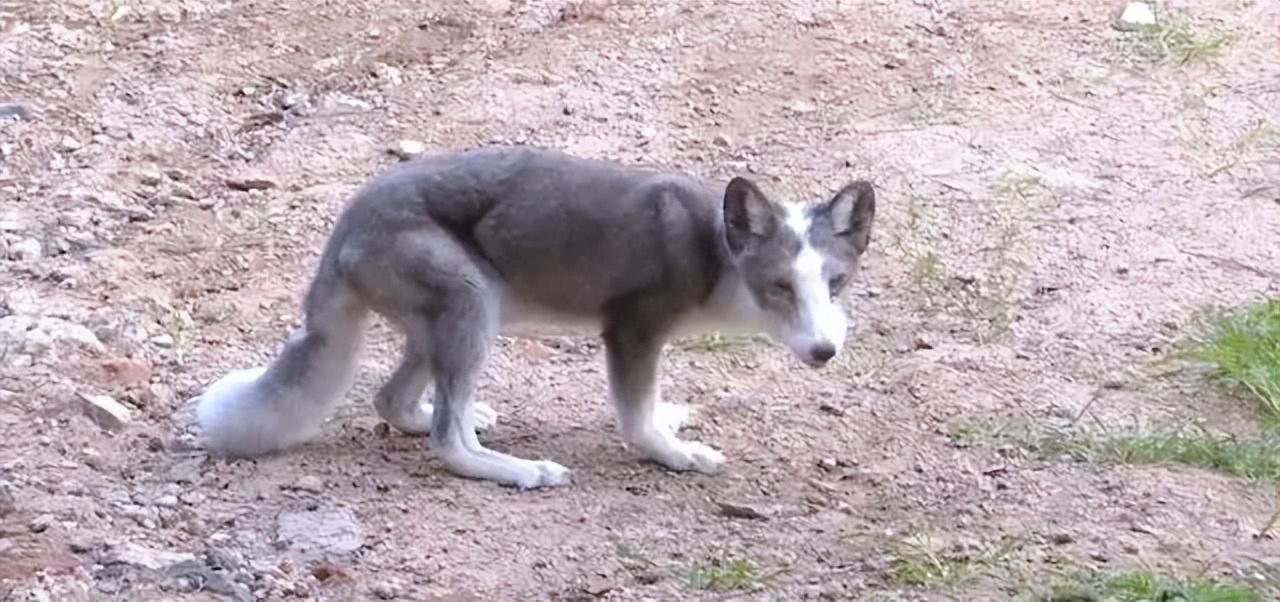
[{"xmin": 196, "ymin": 146, "xmax": 876, "ymax": 489}]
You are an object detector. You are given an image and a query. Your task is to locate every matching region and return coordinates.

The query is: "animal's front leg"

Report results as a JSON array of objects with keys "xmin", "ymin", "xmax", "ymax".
[{"xmin": 604, "ymin": 327, "xmax": 725, "ymax": 474}]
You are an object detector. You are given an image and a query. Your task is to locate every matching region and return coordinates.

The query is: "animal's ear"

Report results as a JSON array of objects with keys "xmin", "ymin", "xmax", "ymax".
[
  {"xmin": 723, "ymin": 177, "xmax": 778, "ymax": 255},
  {"xmin": 819, "ymin": 180, "xmax": 876, "ymax": 254}
]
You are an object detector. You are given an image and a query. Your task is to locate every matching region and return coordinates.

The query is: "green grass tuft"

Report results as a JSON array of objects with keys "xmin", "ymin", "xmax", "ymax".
[
  {"xmin": 950, "ymin": 423, "xmax": 1280, "ymax": 482},
  {"xmin": 1136, "ymin": 19, "xmax": 1234, "ymax": 66},
  {"xmin": 1035, "ymin": 431, "xmax": 1280, "ymax": 482},
  {"xmin": 683, "ymin": 559, "xmax": 765, "ymax": 591},
  {"xmin": 1188, "ymin": 299, "xmax": 1280, "ymax": 426},
  {"xmin": 1049, "ymin": 569, "xmax": 1260, "ymax": 601}
]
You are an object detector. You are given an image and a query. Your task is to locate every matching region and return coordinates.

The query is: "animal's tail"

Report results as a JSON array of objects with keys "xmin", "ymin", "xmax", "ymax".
[{"xmin": 196, "ymin": 242, "xmax": 370, "ymax": 457}]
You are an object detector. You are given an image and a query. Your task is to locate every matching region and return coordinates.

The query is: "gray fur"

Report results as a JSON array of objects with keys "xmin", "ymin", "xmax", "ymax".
[{"xmin": 196, "ymin": 146, "xmax": 877, "ymax": 489}]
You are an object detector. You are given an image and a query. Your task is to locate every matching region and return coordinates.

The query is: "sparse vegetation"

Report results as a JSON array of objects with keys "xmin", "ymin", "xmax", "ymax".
[
  {"xmin": 887, "ymin": 527, "xmax": 1019, "ymax": 589},
  {"xmin": 674, "ymin": 332, "xmax": 765, "ymax": 354},
  {"xmin": 1136, "ymin": 18, "xmax": 1234, "ymax": 66},
  {"xmin": 1047, "ymin": 569, "xmax": 1260, "ymax": 602},
  {"xmin": 682, "ymin": 558, "xmax": 768, "ymax": 592},
  {"xmin": 952, "ymin": 424, "xmax": 1280, "ymax": 482},
  {"xmin": 1187, "ymin": 299, "xmax": 1280, "ymax": 426}
]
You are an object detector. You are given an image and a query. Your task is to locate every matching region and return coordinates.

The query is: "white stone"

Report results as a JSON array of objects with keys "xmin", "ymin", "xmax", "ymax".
[
  {"xmin": 78, "ymin": 393, "xmax": 132, "ymax": 431},
  {"xmin": 1118, "ymin": 2, "xmax": 1157, "ymax": 29},
  {"xmin": 9, "ymin": 237, "xmax": 41, "ymax": 260}
]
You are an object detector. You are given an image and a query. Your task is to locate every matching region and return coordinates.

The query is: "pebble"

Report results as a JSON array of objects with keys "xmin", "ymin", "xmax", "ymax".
[
  {"xmin": 9, "ymin": 237, "xmax": 41, "ymax": 260},
  {"xmin": 77, "ymin": 392, "xmax": 133, "ymax": 431},
  {"xmin": 1116, "ymin": 2, "xmax": 1157, "ymax": 31},
  {"xmin": 389, "ymin": 139, "xmax": 427, "ymax": 161},
  {"xmin": 104, "ymin": 542, "xmax": 196, "ymax": 571},
  {"xmin": 0, "ymin": 482, "xmax": 15, "ymax": 517},
  {"xmin": 276, "ymin": 507, "xmax": 365, "ymax": 559},
  {"xmin": 29, "ymin": 514, "xmax": 55, "ymax": 533},
  {"xmin": 59, "ymin": 136, "xmax": 82, "ymax": 152},
  {"xmin": 225, "ymin": 176, "xmax": 278, "ymax": 191},
  {"xmin": 153, "ymin": 494, "xmax": 179, "ymax": 508},
  {"xmin": 0, "ymin": 103, "xmax": 32, "ymax": 121},
  {"xmin": 290, "ymin": 475, "xmax": 325, "ymax": 493}
]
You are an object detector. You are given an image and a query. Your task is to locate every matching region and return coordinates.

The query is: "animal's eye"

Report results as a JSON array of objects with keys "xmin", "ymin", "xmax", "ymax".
[
  {"xmin": 771, "ymin": 280, "xmax": 794, "ymax": 296},
  {"xmin": 828, "ymin": 274, "xmax": 848, "ymax": 291}
]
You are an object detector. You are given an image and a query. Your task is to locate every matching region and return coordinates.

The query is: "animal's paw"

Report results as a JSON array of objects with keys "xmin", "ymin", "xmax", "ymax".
[
  {"xmin": 514, "ymin": 460, "xmax": 573, "ymax": 489},
  {"xmin": 634, "ymin": 432, "xmax": 726, "ymax": 474},
  {"xmin": 652, "ymin": 402, "xmax": 691, "ymax": 434},
  {"xmin": 665, "ymin": 440, "xmax": 726, "ymax": 474}
]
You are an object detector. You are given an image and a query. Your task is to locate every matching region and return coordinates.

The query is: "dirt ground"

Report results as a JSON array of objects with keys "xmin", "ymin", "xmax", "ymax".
[{"xmin": 2, "ymin": 0, "xmax": 1279, "ymax": 600}]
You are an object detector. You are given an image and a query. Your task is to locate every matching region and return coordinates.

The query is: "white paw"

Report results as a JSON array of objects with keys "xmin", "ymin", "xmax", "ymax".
[
  {"xmin": 669, "ymin": 440, "xmax": 726, "ymax": 474},
  {"xmin": 652, "ymin": 402, "xmax": 691, "ymax": 434},
  {"xmin": 633, "ymin": 431, "xmax": 726, "ymax": 474},
  {"xmin": 471, "ymin": 403, "xmax": 499, "ymax": 432},
  {"xmin": 514, "ymin": 460, "xmax": 573, "ymax": 490}
]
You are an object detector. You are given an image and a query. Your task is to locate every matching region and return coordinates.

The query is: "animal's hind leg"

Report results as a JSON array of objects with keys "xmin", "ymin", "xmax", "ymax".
[
  {"xmin": 425, "ymin": 289, "xmax": 571, "ymax": 489},
  {"xmin": 373, "ymin": 320, "xmax": 498, "ymax": 434}
]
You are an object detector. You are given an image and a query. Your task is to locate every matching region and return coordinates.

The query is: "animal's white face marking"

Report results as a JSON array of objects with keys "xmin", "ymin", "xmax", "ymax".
[{"xmin": 776, "ymin": 205, "xmax": 848, "ymax": 365}]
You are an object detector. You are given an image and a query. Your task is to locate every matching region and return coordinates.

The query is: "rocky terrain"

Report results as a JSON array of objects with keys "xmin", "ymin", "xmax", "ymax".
[{"xmin": 2, "ymin": 1, "xmax": 1278, "ymax": 600}]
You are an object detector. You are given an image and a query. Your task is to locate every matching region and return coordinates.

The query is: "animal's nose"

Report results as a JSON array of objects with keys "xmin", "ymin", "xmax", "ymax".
[{"xmin": 810, "ymin": 342, "xmax": 836, "ymax": 364}]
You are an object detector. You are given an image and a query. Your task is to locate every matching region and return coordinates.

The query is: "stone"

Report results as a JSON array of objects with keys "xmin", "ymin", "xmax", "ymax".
[
  {"xmin": 389, "ymin": 139, "xmax": 427, "ymax": 161},
  {"xmin": 289, "ymin": 475, "xmax": 324, "ymax": 493},
  {"xmin": 0, "ymin": 103, "xmax": 32, "ymax": 121},
  {"xmin": 77, "ymin": 392, "xmax": 132, "ymax": 431},
  {"xmin": 100, "ymin": 358, "xmax": 152, "ymax": 388},
  {"xmin": 0, "ymin": 482, "xmax": 15, "ymax": 517},
  {"xmin": 225, "ymin": 176, "xmax": 278, "ymax": 192},
  {"xmin": 59, "ymin": 136, "xmax": 82, "ymax": 152},
  {"xmin": 276, "ymin": 507, "xmax": 365, "ymax": 559},
  {"xmin": 104, "ymin": 542, "xmax": 195, "ymax": 571},
  {"xmin": 1116, "ymin": 2, "xmax": 1156, "ymax": 31},
  {"xmin": 9, "ymin": 237, "xmax": 41, "ymax": 260}
]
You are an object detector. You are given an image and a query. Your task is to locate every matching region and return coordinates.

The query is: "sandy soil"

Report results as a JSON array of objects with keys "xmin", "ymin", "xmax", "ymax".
[{"xmin": 2, "ymin": 0, "xmax": 1279, "ymax": 600}]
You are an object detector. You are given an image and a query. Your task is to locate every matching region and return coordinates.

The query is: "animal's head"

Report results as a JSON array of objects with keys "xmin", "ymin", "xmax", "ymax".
[{"xmin": 723, "ymin": 177, "xmax": 876, "ymax": 368}]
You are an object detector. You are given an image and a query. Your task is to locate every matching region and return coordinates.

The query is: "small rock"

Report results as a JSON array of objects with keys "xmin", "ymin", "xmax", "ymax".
[
  {"xmin": 788, "ymin": 100, "xmax": 818, "ymax": 114},
  {"xmin": 289, "ymin": 475, "xmax": 325, "ymax": 493},
  {"xmin": 225, "ymin": 176, "xmax": 278, "ymax": 192},
  {"xmin": 9, "ymin": 237, "xmax": 41, "ymax": 260},
  {"xmin": 150, "ymin": 334, "xmax": 174, "ymax": 348},
  {"xmin": 179, "ymin": 491, "xmax": 206, "ymax": 505},
  {"xmin": 371, "ymin": 581, "xmax": 401, "ymax": 600},
  {"xmin": 818, "ymin": 457, "xmax": 838, "ymax": 471},
  {"xmin": 389, "ymin": 139, "xmax": 427, "ymax": 161},
  {"xmin": 153, "ymin": 494, "xmax": 179, "ymax": 508},
  {"xmin": 276, "ymin": 507, "xmax": 365, "ymax": 559},
  {"xmin": 29, "ymin": 514, "xmax": 55, "ymax": 533},
  {"xmin": 715, "ymin": 500, "xmax": 769, "ymax": 520},
  {"xmin": 0, "ymin": 103, "xmax": 32, "ymax": 121},
  {"xmin": 0, "ymin": 482, "xmax": 15, "ymax": 517},
  {"xmin": 1115, "ymin": 2, "xmax": 1156, "ymax": 31},
  {"xmin": 77, "ymin": 392, "xmax": 132, "ymax": 431},
  {"xmin": 712, "ymin": 134, "xmax": 733, "ymax": 147},
  {"xmin": 1049, "ymin": 532, "xmax": 1074, "ymax": 545},
  {"xmin": 105, "ymin": 542, "xmax": 196, "ymax": 571},
  {"xmin": 101, "ymin": 357, "xmax": 153, "ymax": 388},
  {"xmin": 59, "ymin": 136, "xmax": 82, "ymax": 152}
]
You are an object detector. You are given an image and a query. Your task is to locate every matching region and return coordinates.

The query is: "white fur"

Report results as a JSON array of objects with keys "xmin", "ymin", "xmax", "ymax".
[
  {"xmin": 776, "ymin": 204, "xmax": 850, "ymax": 362},
  {"xmin": 195, "ymin": 366, "xmax": 322, "ymax": 457},
  {"xmin": 432, "ymin": 401, "xmax": 572, "ymax": 489}
]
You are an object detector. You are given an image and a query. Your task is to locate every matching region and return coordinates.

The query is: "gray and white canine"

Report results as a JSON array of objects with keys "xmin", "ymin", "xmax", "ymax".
[{"xmin": 196, "ymin": 146, "xmax": 876, "ymax": 489}]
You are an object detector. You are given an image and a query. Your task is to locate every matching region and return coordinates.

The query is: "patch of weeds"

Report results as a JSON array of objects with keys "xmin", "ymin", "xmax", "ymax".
[
  {"xmin": 1209, "ymin": 120, "xmax": 1280, "ymax": 177},
  {"xmin": 1047, "ymin": 569, "xmax": 1260, "ymax": 601},
  {"xmin": 957, "ymin": 422, "xmax": 1280, "ymax": 482},
  {"xmin": 887, "ymin": 527, "xmax": 1020, "ymax": 589},
  {"xmin": 1186, "ymin": 299, "xmax": 1280, "ymax": 426},
  {"xmin": 148, "ymin": 299, "xmax": 196, "ymax": 366},
  {"xmin": 1037, "ymin": 430, "xmax": 1280, "ymax": 482},
  {"xmin": 1136, "ymin": 18, "xmax": 1234, "ymax": 66},
  {"xmin": 682, "ymin": 558, "xmax": 767, "ymax": 592},
  {"xmin": 674, "ymin": 332, "xmax": 765, "ymax": 354}
]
